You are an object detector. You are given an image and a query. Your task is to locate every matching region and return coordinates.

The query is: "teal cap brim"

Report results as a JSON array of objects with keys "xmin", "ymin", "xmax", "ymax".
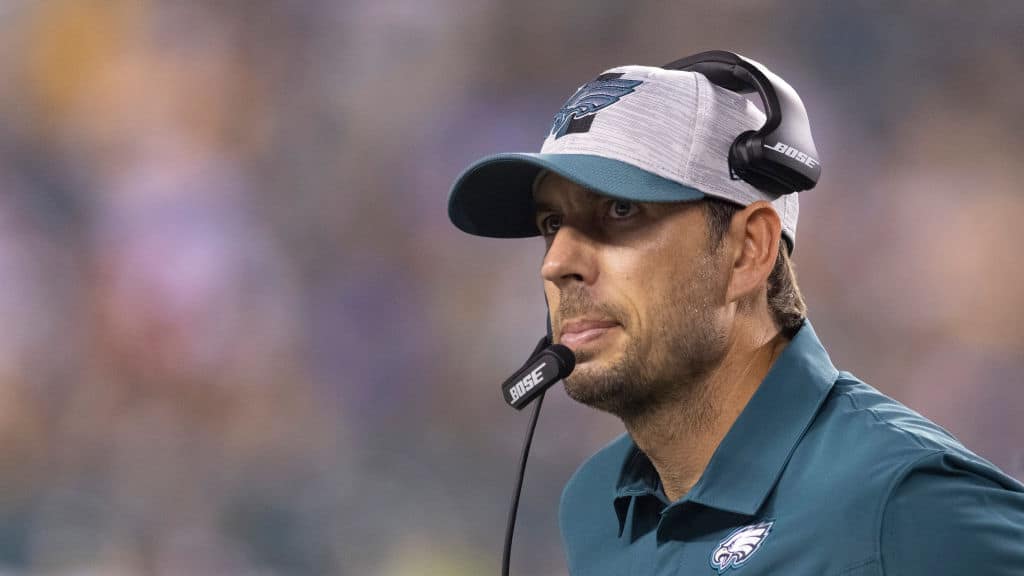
[{"xmin": 447, "ymin": 153, "xmax": 706, "ymax": 238}]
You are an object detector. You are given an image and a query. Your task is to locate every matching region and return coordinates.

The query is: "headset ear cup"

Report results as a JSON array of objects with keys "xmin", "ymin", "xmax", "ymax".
[
  {"xmin": 731, "ymin": 131, "xmax": 789, "ymax": 197},
  {"xmin": 728, "ymin": 130, "xmax": 758, "ymax": 180}
]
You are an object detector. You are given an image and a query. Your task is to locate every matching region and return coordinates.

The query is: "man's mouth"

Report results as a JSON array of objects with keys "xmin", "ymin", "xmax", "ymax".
[{"xmin": 559, "ymin": 319, "xmax": 620, "ymax": 351}]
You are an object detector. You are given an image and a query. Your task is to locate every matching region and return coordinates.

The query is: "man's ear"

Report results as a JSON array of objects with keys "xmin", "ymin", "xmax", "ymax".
[{"xmin": 724, "ymin": 201, "xmax": 781, "ymax": 305}]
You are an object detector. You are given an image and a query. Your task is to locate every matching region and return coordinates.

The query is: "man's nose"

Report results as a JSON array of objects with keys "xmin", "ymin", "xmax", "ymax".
[{"xmin": 541, "ymin": 226, "xmax": 598, "ymax": 288}]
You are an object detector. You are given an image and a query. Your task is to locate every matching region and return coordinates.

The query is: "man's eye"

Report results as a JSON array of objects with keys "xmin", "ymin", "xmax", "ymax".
[
  {"xmin": 540, "ymin": 214, "xmax": 563, "ymax": 235},
  {"xmin": 608, "ymin": 200, "xmax": 638, "ymax": 219}
]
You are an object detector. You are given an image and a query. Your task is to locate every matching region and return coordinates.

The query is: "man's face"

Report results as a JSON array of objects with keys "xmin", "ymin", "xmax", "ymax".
[{"xmin": 533, "ymin": 173, "xmax": 731, "ymax": 417}]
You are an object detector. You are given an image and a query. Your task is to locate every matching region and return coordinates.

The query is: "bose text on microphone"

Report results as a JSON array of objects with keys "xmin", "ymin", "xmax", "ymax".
[{"xmin": 500, "ymin": 344, "xmax": 575, "ymax": 410}]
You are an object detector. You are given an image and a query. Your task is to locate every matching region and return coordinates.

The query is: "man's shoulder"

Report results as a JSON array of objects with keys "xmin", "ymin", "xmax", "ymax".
[
  {"xmin": 831, "ymin": 374, "xmax": 1024, "ymax": 573},
  {"xmin": 777, "ymin": 372, "xmax": 1024, "ymax": 574},
  {"xmin": 798, "ymin": 371, "xmax": 1021, "ymax": 491},
  {"xmin": 819, "ymin": 372, "xmax": 1011, "ymax": 472}
]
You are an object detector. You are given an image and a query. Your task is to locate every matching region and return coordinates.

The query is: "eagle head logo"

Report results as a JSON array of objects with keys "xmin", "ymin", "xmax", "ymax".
[
  {"xmin": 549, "ymin": 73, "xmax": 643, "ymax": 139},
  {"xmin": 709, "ymin": 521, "xmax": 774, "ymax": 574}
]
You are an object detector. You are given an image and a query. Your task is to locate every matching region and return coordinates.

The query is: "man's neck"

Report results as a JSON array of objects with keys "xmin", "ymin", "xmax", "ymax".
[{"xmin": 622, "ymin": 325, "xmax": 789, "ymax": 502}]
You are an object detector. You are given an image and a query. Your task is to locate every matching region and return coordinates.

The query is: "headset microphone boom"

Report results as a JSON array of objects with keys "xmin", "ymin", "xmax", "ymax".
[{"xmin": 499, "ymin": 337, "xmax": 575, "ymax": 576}]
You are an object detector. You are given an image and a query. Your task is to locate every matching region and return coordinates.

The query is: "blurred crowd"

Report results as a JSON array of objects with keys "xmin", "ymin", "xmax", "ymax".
[{"xmin": 0, "ymin": 1, "xmax": 1020, "ymax": 574}]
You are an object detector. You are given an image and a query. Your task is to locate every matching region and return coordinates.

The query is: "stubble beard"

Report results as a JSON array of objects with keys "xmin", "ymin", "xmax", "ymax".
[{"xmin": 559, "ymin": 255, "xmax": 728, "ymax": 425}]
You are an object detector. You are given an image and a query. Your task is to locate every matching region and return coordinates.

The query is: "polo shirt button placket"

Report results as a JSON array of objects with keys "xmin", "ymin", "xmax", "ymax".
[{"xmin": 654, "ymin": 504, "xmax": 694, "ymax": 575}]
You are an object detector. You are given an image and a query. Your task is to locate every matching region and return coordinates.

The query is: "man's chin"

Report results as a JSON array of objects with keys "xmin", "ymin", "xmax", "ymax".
[{"xmin": 561, "ymin": 355, "xmax": 633, "ymax": 411}]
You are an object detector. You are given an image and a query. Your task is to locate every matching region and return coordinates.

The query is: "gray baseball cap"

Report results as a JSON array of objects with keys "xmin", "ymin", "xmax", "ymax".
[{"xmin": 448, "ymin": 65, "xmax": 800, "ymax": 246}]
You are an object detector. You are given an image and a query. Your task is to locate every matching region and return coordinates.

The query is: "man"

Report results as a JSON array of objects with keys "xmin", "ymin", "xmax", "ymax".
[{"xmin": 447, "ymin": 56, "xmax": 1024, "ymax": 575}]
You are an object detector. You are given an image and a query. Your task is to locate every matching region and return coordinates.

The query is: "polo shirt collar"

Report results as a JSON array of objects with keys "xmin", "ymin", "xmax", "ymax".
[{"xmin": 613, "ymin": 320, "xmax": 839, "ymax": 531}]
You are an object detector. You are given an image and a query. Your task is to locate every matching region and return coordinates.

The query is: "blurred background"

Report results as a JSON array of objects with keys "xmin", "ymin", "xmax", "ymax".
[{"xmin": 0, "ymin": 0, "xmax": 1020, "ymax": 574}]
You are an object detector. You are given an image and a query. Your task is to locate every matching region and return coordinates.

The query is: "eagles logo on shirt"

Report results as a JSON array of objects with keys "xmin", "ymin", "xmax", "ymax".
[{"xmin": 709, "ymin": 521, "xmax": 774, "ymax": 573}]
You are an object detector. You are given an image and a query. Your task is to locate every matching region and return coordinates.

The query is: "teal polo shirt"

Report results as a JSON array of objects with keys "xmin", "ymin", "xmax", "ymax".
[{"xmin": 559, "ymin": 321, "xmax": 1024, "ymax": 575}]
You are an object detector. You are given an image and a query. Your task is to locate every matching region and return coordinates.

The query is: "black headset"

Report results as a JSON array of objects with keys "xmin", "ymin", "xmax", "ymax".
[{"xmin": 662, "ymin": 50, "xmax": 821, "ymax": 197}]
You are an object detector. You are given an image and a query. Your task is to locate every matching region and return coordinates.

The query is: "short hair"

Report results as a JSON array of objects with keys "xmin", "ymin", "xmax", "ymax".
[{"xmin": 703, "ymin": 198, "xmax": 806, "ymax": 337}]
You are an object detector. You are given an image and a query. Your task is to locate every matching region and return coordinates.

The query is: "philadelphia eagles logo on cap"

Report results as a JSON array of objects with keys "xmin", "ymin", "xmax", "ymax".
[
  {"xmin": 709, "ymin": 520, "xmax": 774, "ymax": 573},
  {"xmin": 549, "ymin": 72, "xmax": 643, "ymax": 139}
]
